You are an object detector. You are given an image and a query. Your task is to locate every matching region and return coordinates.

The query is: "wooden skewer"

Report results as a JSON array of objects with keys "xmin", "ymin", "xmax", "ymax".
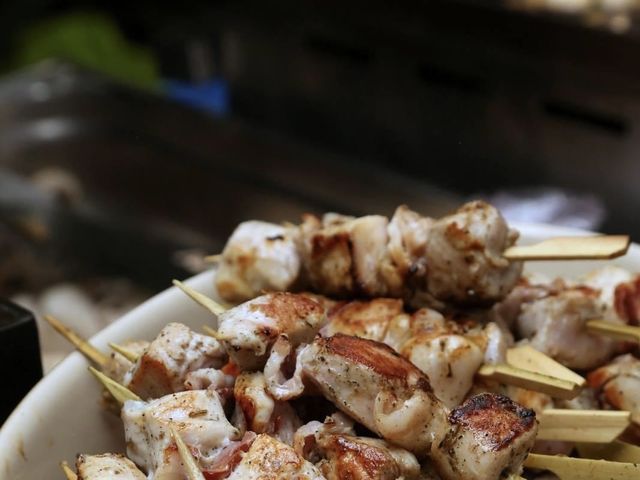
[
  {"xmin": 173, "ymin": 279, "xmax": 227, "ymax": 316},
  {"xmin": 538, "ymin": 409, "xmax": 631, "ymax": 443},
  {"xmin": 477, "ymin": 364, "xmax": 582, "ymax": 400},
  {"xmin": 109, "ymin": 343, "xmax": 140, "ymax": 363},
  {"xmin": 202, "ymin": 325, "xmax": 224, "ymax": 340},
  {"xmin": 88, "ymin": 366, "xmax": 141, "ymax": 404},
  {"xmin": 576, "ymin": 440, "xmax": 640, "ymax": 463},
  {"xmin": 506, "ymin": 345, "xmax": 586, "ymax": 387},
  {"xmin": 503, "ymin": 235, "xmax": 630, "ymax": 261},
  {"xmin": 170, "ymin": 425, "xmax": 206, "ymax": 480},
  {"xmin": 586, "ymin": 320, "xmax": 640, "ymax": 343},
  {"xmin": 60, "ymin": 461, "xmax": 77, "ymax": 480},
  {"xmin": 43, "ymin": 315, "xmax": 108, "ymax": 367},
  {"xmin": 203, "ymin": 254, "xmax": 222, "ymax": 264},
  {"xmin": 524, "ymin": 453, "xmax": 640, "ymax": 479}
]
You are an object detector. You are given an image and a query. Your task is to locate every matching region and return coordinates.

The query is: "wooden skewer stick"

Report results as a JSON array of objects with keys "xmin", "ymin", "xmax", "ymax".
[
  {"xmin": 170, "ymin": 425, "xmax": 206, "ymax": 480},
  {"xmin": 43, "ymin": 315, "xmax": 108, "ymax": 367},
  {"xmin": 109, "ymin": 342, "xmax": 140, "ymax": 363},
  {"xmin": 576, "ymin": 440, "xmax": 640, "ymax": 463},
  {"xmin": 202, "ymin": 325, "xmax": 224, "ymax": 340},
  {"xmin": 60, "ymin": 461, "xmax": 77, "ymax": 480},
  {"xmin": 524, "ymin": 453, "xmax": 640, "ymax": 479},
  {"xmin": 203, "ymin": 254, "xmax": 222, "ymax": 264},
  {"xmin": 172, "ymin": 279, "xmax": 227, "ymax": 316},
  {"xmin": 586, "ymin": 320, "xmax": 640, "ymax": 343},
  {"xmin": 477, "ymin": 364, "xmax": 582, "ymax": 400},
  {"xmin": 538, "ymin": 409, "xmax": 630, "ymax": 443},
  {"xmin": 88, "ymin": 366, "xmax": 141, "ymax": 405},
  {"xmin": 503, "ymin": 235, "xmax": 630, "ymax": 261},
  {"xmin": 506, "ymin": 345, "xmax": 586, "ymax": 387}
]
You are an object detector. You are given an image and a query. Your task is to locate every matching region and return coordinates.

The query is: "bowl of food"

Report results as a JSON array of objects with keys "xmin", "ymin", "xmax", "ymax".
[{"xmin": 1, "ymin": 201, "xmax": 639, "ymax": 479}]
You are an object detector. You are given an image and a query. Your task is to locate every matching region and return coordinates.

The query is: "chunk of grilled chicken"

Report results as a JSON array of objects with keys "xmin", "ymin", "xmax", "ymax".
[
  {"xmin": 515, "ymin": 287, "xmax": 623, "ymax": 370},
  {"xmin": 295, "ymin": 415, "xmax": 421, "ymax": 480},
  {"xmin": 582, "ymin": 265, "xmax": 640, "ymax": 326},
  {"xmin": 299, "ymin": 213, "xmax": 391, "ymax": 298},
  {"xmin": 123, "ymin": 323, "xmax": 227, "ymax": 399},
  {"xmin": 297, "ymin": 334, "xmax": 449, "ymax": 455},
  {"xmin": 183, "ymin": 367, "xmax": 235, "ymax": 404},
  {"xmin": 217, "ymin": 292, "xmax": 326, "ymax": 370},
  {"xmin": 588, "ymin": 354, "xmax": 640, "ymax": 425},
  {"xmin": 320, "ymin": 298, "xmax": 404, "ymax": 342},
  {"xmin": 425, "ymin": 201, "xmax": 523, "ymax": 307},
  {"xmin": 122, "ymin": 389, "xmax": 239, "ymax": 478},
  {"xmin": 103, "ymin": 340, "xmax": 149, "ymax": 384},
  {"xmin": 76, "ymin": 453, "xmax": 145, "ymax": 480},
  {"xmin": 431, "ymin": 393, "xmax": 537, "ymax": 480},
  {"xmin": 226, "ymin": 434, "xmax": 325, "ymax": 480},
  {"xmin": 215, "ymin": 220, "xmax": 302, "ymax": 303},
  {"xmin": 234, "ymin": 371, "xmax": 302, "ymax": 445}
]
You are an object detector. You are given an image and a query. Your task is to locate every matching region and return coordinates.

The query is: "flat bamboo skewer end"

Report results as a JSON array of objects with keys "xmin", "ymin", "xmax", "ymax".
[
  {"xmin": 109, "ymin": 343, "xmax": 140, "ymax": 363},
  {"xmin": 586, "ymin": 319, "xmax": 640, "ymax": 343},
  {"xmin": 170, "ymin": 425, "xmax": 205, "ymax": 480},
  {"xmin": 506, "ymin": 346, "xmax": 586, "ymax": 387},
  {"xmin": 60, "ymin": 461, "xmax": 77, "ymax": 480},
  {"xmin": 576, "ymin": 440, "xmax": 640, "ymax": 464},
  {"xmin": 43, "ymin": 314, "xmax": 108, "ymax": 367},
  {"xmin": 172, "ymin": 279, "xmax": 227, "ymax": 316},
  {"xmin": 477, "ymin": 364, "xmax": 582, "ymax": 400},
  {"xmin": 88, "ymin": 366, "xmax": 141, "ymax": 405},
  {"xmin": 538, "ymin": 409, "xmax": 631, "ymax": 443},
  {"xmin": 503, "ymin": 235, "xmax": 630, "ymax": 261},
  {"xmin": 524, "ymin": 453, "xmax": 640, "ymax": 480}
]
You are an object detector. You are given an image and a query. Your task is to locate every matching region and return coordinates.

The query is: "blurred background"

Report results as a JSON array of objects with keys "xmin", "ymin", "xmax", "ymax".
[{"xmin": 0, "ymin": 0, "xmax": 639, "ymax": 374}]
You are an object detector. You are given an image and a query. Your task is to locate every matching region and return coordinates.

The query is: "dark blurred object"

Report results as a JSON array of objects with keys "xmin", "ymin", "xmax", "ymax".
[
  {"xmin": 0, "ymin": 300, "xmax": 42, "ymax": 423},
  {"xmin": 214, "ymin": 0, "xmax": 640, "ymax": 238},
  {"xmin": 0, "ymin": 61, "xmax": 458, "ymax": 297}
]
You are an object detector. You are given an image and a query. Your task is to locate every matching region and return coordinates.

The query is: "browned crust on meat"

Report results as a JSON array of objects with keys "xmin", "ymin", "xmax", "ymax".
[
  {"xmin": 449, "ymin": 393, "xmax": 536, "ymax": 451},
  {"xmin": 328, "ymin": 298, "xmax": 403, "ymax": 338},
  {"xmin": 251, "ymin": 293, "xmax": 323, "ymax": 335},
  {"xmin": 319, "ymin": 334, "xmax": 431, "ymax": 388},
  {"xmin": 246, "ymin": 434, "xmax": 306, "ymax": 475},
  {"xmin": 128, "ymin": 355, "xmax": 173, "ymax": 399},
  {"xmin": 587, "ymin": 365, "xmax": 616, "ymax": 391},
  {"xmin": 321, "ymin": 435, "xmax": 400, "ymax": 480},
  {"xmin": 614, "ymin": 277, "xmax": 640, "ymax": 326}
]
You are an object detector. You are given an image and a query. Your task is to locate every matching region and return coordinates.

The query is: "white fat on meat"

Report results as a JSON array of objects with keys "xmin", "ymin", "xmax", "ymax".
[
  {"xmin": 425, "ymin": 201, "xmax": 523, "ymax": 306},
  {"xmin": 123, "ymin": 323, "xmax": 227, "ymax": 399},
  {"xmin": 215, "ymin": 220, "xmax": 302, "ymax": 303},
  {"xmin": 122, "ymin": 389, "xmax": 239, "ymax": 479},
  {"xmin": 217, "ymin": 292, "xmax": 326, "ymax": 370}
]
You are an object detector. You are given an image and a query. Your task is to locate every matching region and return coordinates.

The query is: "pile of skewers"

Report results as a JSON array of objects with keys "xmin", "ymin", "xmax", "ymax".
[{"xmin": 50, "ymin": 200, "xmax": 640, "ymax": 479}]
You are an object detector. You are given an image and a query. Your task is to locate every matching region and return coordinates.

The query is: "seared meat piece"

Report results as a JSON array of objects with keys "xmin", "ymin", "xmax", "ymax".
[
  {"xmin": 431, "ymin": 393, "xmax": 538, "ymax": 480},
  {"xmin": 215, "ymin": 220, "xmax": 302, "ymax": 303},
  {"xmin": 124, "ymin": 323, "xmax": 227, "ymax": 399},
  {"xmin": 297, "ymin": 334, "xmax": 448, "ymax": 454},
  {"xmin": 515, "ymin": 288, "xmax": 623, "ymax": 370},
  {"xmin": 588, "ymin": 354, "xmax": 640, "ymax": 425},
  {"xmin": 299, "ymin": 213, "xmax": 390, "ymax": 297},
  {"xmin": 425, "ymin": 201, "xmax": 523, "ymax": 306},
  {"xmin": 76, "ymin": 453, "xmax": 145, "ymax": 480},
  {"xmin": 296, "ymin": 414, "xmax": 421, "ymax": 480},
  {"xmin": 583, "ymin": 265, "xmax": 640, "ymax": 326},
  {"xmin": 217, "ymin": 292, "xmax": 326, "ymax": 370},
  {"xmin": 122, "ymin": 389, "xmax": 238, "ymax": 478},
  {"xmin": 226, "ymin": 434, "xmax": 325, "ymax": 480},
  {"xmin": 321, "ymin": 298, "xmax": 404, "ymax": 342}
]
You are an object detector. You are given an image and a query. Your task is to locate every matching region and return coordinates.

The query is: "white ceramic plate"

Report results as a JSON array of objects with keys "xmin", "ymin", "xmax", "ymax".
[{"xmin": 1, "ymin": 223, "xmax": 638, "ymax": 479}]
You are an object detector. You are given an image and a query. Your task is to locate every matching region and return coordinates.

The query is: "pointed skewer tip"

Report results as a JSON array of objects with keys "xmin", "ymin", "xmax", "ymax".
[
  {"xmin": 172, "ymin": 279, "xmax": 227, "ymax": 316},
  {"xmin": 88, "ymin": 366, "xmax": 141, "ymax": 405},
  {"xmin": 170, "ymin": 425, "xmax": 205, "ymax": 480},
  {"xmin": 109, "ymin": 342, "xmax": 140, "ymax": 363},
  {"xmin": 60, "ymin": 461, "xmax": 77, "ymax": 480}
]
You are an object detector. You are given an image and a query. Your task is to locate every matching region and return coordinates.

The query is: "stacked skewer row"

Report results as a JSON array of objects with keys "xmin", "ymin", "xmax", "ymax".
[{"xmin": 50, "ymin": 200, "xmax": 640, "ymax": 479}]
